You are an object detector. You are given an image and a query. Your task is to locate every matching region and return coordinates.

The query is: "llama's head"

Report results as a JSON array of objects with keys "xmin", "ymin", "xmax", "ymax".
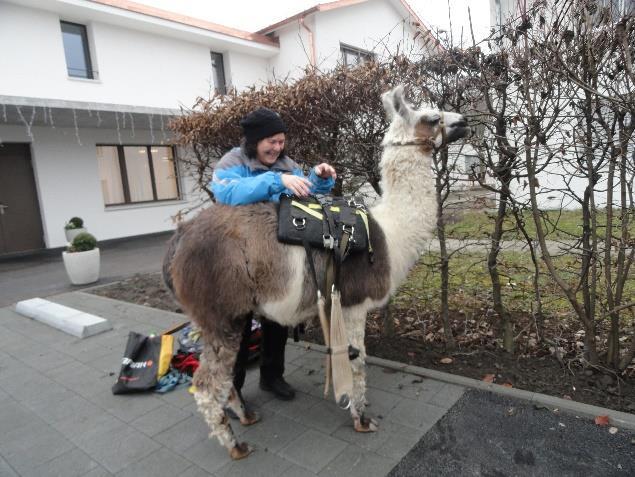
[{"xmin": 381, "ymin": 85, "xmax": 469, "ymax": 150}]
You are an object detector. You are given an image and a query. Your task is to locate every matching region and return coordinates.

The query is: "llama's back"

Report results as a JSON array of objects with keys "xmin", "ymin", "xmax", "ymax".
[{"xmin": 166, "ymin": 202, "xmax": 293, "ymax": 329}]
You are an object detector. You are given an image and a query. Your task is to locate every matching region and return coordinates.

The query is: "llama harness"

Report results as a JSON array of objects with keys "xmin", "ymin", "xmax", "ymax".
[{"xmin": 277, "ymin": 193, "xmax": 374, "ymax": 408}]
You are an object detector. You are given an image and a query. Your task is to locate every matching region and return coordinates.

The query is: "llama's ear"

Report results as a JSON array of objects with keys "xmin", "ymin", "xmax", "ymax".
[
  {"xmin": 392, "ymin": 84, "xmax": 410, "ymax": 118},
  {"xmin": 381, "ymin": 88, "xmax": 397, "ymax": 120},
  {"xmin": 382, "ymin": 85, "xmax": 410, "ymax": 120}
]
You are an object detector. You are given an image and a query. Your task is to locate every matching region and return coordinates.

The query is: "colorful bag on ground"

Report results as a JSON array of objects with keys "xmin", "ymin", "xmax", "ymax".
[{"xmin": 112, "ymin": 331, "xmax": 173, "ymax": 394}]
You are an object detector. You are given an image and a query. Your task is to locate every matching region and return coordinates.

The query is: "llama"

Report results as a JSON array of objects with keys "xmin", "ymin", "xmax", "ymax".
[{"xmin": 163, "ymin": 85, "xmax": 469, "ymax": 459}]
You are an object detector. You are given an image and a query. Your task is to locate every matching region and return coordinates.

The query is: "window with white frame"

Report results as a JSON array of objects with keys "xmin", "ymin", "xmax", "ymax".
[
  {"xmin": 60, "ymin": 21, "xmax": 95, "ymax": 79},
  {"xmin": 340, "ymin": 44, "xmax": 374, "ymax": 67},
  {"xmin": 96, "ymin": 145, "xmax": 180, "ymax": 206},
  {"xmin": 211, "ymin": 51, "xmax": 227, "ymax": 94}
]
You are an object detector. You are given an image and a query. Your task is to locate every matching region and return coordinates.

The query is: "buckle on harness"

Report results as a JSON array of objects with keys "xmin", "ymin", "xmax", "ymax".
[
  {"xmin": 342, "ymin": 225, "xmax": 355, "ymax": 237},
  {"xmin": 293, "ymin": 217, "xmax": 306, "ymax": 230},
  {"xmin": 323, "ymin": 234, "xmax": 335, "ymax": 249}
]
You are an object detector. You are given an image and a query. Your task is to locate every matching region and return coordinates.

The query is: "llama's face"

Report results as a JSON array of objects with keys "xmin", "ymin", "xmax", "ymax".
[{"xmin": 382, "ymin": 85, "xmax": 469, "ymax": 149}]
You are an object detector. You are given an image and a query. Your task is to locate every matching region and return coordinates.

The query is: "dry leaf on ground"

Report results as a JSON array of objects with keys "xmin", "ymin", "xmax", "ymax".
[
  {"xmin": 482, "ymin": 374, "xmax": 496, "ymax": 383},
  {"xmin": 440, "ymin": 357, "xmax": 453, "ymax": 364},
  {"xmin": 594, "ymin": 415, "xmax": 610, "ymax": 426}
]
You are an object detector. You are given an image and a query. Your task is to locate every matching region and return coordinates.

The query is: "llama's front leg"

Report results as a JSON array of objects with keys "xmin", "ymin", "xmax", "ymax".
[
  {"xmin": 345, "ymin": 308, "xmax": 378, "ymax": 433},
  {"xmin": 193, "ymin": 341, "xmax": 251, "ymax": 460}
]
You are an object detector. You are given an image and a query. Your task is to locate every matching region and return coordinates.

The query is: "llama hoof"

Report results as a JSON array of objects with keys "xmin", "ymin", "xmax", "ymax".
[
  {"xmin": 354, "ymin": 415, "xmax": 379, "ymax": 433},
  {"xmin": 230, "ymin": 442, "xmax": 252, "ymax": 460},
  {"xmin": 239, "ymin": 410, "xmax": 261, "ymax": 426}
]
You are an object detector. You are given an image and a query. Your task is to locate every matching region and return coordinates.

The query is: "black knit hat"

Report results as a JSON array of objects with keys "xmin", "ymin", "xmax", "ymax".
[{"xmin": 240, "ymin": 107, "xmax": 287, "ymax": 143}]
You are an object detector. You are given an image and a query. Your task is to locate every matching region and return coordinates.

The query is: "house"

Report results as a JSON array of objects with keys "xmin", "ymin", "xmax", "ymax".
[{"xmin": 0, "ymin": 0, "xmax": 437, "ymax": 256}]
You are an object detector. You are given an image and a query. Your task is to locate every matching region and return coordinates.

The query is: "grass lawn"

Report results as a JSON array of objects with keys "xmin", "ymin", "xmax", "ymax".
[
  {"xmin": 394, "ymin": 251, "xmax": 635, "ymax": 323},
  {"xmin": 445, "ymin": 208, "xmax": 635, "ymax": 241}
]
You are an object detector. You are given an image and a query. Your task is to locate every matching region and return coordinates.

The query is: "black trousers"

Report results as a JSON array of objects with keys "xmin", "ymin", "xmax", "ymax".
[{"xmin": 233, "ymin": 314, "xmax": 288, "ymax": 392}]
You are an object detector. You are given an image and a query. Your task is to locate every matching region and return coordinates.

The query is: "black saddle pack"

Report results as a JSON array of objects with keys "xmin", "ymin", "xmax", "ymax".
[{"xmin": 277, "ymin": 194, "xmax": 372, "ymax": 257}]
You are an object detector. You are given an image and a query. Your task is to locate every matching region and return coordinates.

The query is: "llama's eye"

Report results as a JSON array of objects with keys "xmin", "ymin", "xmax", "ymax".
[{"xmin": 425, "ymin": 115, "xmax": 440, "ymax": 125}]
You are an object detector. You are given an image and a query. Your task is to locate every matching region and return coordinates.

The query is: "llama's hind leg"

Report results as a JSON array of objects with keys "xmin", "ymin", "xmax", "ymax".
[
  {"xmin": 345, "ymin": 308, "xmax": 378, "ymax": 433},
  {"xmin": 193, "ymin": 332, "xmax": 251, "ymax": 460}
]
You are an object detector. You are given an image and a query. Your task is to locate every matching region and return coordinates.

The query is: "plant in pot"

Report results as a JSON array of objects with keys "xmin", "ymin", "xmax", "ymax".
[
  {"xmin": 62, "ymin": 232, "xmax": 100, "ymax": 285},
  {"xmin": 64, "ymin": 216, "xmax": 87, "ymax": 242}
]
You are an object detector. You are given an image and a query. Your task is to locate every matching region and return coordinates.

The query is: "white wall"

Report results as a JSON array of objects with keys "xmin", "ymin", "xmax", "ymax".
[
  {"xmin": 314, "ymin": 0, "xmax": 428, "ymax": 70},
  {"xmin": 0, "ymin": 123, "xmax": 205, "ymax": 248},
  {"xmin": 264, "ymin": 0, "xmax": 429, "ymax": 80},
  {"xmin": 266, "ymin": 17, "xmax": 315, "ymax": 82},
  {"xmin": 225, "ymin": 51, "xmax": 270, "ymax": 91},
  {"xmin": 0, "ymin": 1, "xmax": 269, "ymax": 108}
]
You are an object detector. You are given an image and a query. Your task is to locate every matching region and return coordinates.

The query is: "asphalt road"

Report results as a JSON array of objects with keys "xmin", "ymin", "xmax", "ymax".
[{"xmin": 389, "ymin": 389, "xmax": 635, "ymax": 477}]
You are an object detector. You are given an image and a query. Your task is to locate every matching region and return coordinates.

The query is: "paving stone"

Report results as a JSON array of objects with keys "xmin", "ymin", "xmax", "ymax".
[
  {"xmin": 240, "ymin": 412, "xmax": 307, "ymax": 453},
  {"xmin": 158, "ymin": 386, "xmax": 196, "ymax": 408},
  {"xmin": 373, "ymin": 424, "xmax": 422, "ymax": 461},
  {"xmin": 179, "ymin": 465, "xmax": 215, "ymax": 477},
  {"xmin": 27, "ymin": 387, "xmax": 90, "ymax": 420},
  {"xmin": 330, "ymin": 419, "xmax": 393, "ymax": 453},
  {"xmin": 0, "ymin": 455, "xmax": 19, "ymax": 477},
  {"xmin": 240, "ymin": 378, "xmax": 278, "ymax": 408},
  {"xmin": 318, "ymin": 444, "xmax": 397, "ymax": 477},
  {"xmin": 216, "ymin": 449, "xmax": 294, "ymax": 477},
  {"xmin": 84, "ymin": 351, "xmax": 124, "ymax": 375},
  {"xmin": 363, "ymin": 386, "xmax": 405, "ymax": 418},
  {"xmin": 79, "ymin": 466, "xmax": 114, "ymax": 477},
  {"xmin": 59, "ymin": 413, "xmax": 124, "ymax": 445},
  {"xmin": 285, "ymin": 366, "xmax": 328, "ymax": 398},
  {"xmin": 279, "ymin": 429, "xmax": 348, "ymax": 473},
  {"xmin": 290, "ymin": 351, "xmax": 327, "ymax": 369},
  {"xmin": 285, "ymin": 343, "xmax": 312, "ymax": 363},
  {"xmin": 180, "ymin": 438, "xmax": 233, "ymax": 474},
  {"xmin": 3, "ymin": 427, "xmax": 75, "ymax": 475},
  {"xmin": 0, "ymin": 419, "xmax": 54, "ymax": 456},
  {"xmin": 386, "ymin": 398, "xmax": 447, "ymax": 430},
  {"xmin": 115, "ymin": 448, "xmax": 192, "ymax": 477},
  {"xmin": 367, "ymin": 367, "xmax": 445, "ymax": 401},
  {"xmin": 88, "ymin": 389, "xmax": 165, "ymax": 422},
  {"xmin": 263, "ymin": 390, "xmax": 323, "ymax": 421},
  {"xmin": 280, "ymin": 463, "xmax": 319, "ymax": 477},
  {"xmin": 154, "ymin": 415, "xmax": 210, "ymax": 454},
  {"xmin": 130, "ymin": 403, "xmax": 192, "ymax": 437},
  {"xmin": 48, "ymin": 360, "xmax": 112, "ymax": 393},
  {"xmin": 296, "ymin": 400, "xmax": 351, "ymax": 435},
  {"xmin": 426, "ymin": 382, "xmax": 466, "ymax": 409},
  {"xmin": 20, "ymin": 447, "xmax": 100, "ymax": 477},
  {"xmin": 74, "ymin": 422, "xmax": 160, "ymax": 474},
  {"xmin": 0, "ymin": 398, "xmax": 41, "ymax": 432}
]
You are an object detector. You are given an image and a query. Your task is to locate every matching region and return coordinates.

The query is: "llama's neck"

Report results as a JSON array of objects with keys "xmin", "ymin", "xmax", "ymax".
[{"xmin": 370, "ymin": 146, "xmax": 436, "ymax": 294}]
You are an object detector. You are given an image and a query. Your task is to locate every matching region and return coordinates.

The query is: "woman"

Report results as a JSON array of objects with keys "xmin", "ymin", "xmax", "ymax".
[{"xmin": 211, "ymin": 107, "xmax": 336, "ymax": 404}]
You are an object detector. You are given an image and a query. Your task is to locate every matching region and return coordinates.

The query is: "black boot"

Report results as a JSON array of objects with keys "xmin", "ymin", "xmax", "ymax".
[{"xmin": 259, "ymin": 376, "xmax": 296, "ymax": 401}]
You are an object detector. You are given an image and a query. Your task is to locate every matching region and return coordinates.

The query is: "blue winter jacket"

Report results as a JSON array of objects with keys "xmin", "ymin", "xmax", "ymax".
[{"xmin": 210, "ymin": 147, "xmax": 335, "ymax": 205}]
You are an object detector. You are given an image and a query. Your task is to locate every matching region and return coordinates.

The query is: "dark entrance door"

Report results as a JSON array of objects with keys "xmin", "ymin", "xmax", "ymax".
[{"xmin": 0, "ymin": 143, "xmax": 45, "ymax": 255}]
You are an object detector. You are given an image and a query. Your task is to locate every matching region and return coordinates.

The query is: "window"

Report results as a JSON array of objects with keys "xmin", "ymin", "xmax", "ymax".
[
  {"xmin": 340, "ymin": 44, "xmax": 374, "ymax": 67},
  {"xmin": 211, "ymin": 52, "xmax": 227, "ymax": 94},
  {"xmin": 97, "ymin": 145, "xmax": 180, "ymax": 206},
  {"xmin": 60, "ymin": 21, "xmax": 94, "ymax": 79}
]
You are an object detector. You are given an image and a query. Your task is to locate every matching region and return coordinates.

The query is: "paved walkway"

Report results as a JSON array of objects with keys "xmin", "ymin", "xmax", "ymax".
[
  {"xmin": 0, "ymin": 233, "xmax": 171, "ymax": 308},
  {"xmin": 0, "ymin": 292, "xmax": 465, "ymax": 477}
]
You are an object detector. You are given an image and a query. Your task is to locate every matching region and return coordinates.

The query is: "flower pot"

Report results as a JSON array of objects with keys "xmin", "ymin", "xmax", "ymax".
[
  {"xmin": 62, "ymin": 248, "xmax": 100, "ymax": 285},
  {"xmin": 65, "ymin": 227, "xmax": 87, "ymax": 242}
]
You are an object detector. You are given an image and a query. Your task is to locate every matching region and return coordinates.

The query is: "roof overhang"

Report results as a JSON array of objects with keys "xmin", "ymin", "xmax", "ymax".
[
  {"xmin": 0, "ymin": 95, "xmax": 179, "ymax": 130},
  {"xmin": 4, "ymin": 0, "xmax": 280, "ymax": 57}
]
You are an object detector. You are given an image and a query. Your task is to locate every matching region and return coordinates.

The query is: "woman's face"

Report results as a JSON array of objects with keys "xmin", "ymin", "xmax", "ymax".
[{"xmin": 256, "ymin": 133, "xmax": 286, "ymax": 166}]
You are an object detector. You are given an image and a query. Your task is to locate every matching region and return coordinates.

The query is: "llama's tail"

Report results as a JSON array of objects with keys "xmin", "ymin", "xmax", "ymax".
[{"xmin": 162, "ymin": 224, "xmax": 185, "ymax": 297}]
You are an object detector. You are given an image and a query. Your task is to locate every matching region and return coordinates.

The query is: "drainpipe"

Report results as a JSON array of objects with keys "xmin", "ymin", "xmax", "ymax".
[{"xmin": 299, "ymin": 16, "xmax": 316, "ymax": 68}]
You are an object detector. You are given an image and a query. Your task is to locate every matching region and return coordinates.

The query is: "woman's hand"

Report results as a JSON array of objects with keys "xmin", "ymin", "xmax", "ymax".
[
  {"xmin": 281, "ymin": 174, "xmax": 312, "ymax": 197},
  {"xmin": 314, "ymin": 163, "xmax": 337, "ymax": 180}
]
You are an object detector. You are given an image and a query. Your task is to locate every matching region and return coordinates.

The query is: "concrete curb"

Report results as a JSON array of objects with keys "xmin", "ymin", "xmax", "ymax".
[{"xmin": 288, "ymin": 340, "xmax": 635, "ymax": 431}]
